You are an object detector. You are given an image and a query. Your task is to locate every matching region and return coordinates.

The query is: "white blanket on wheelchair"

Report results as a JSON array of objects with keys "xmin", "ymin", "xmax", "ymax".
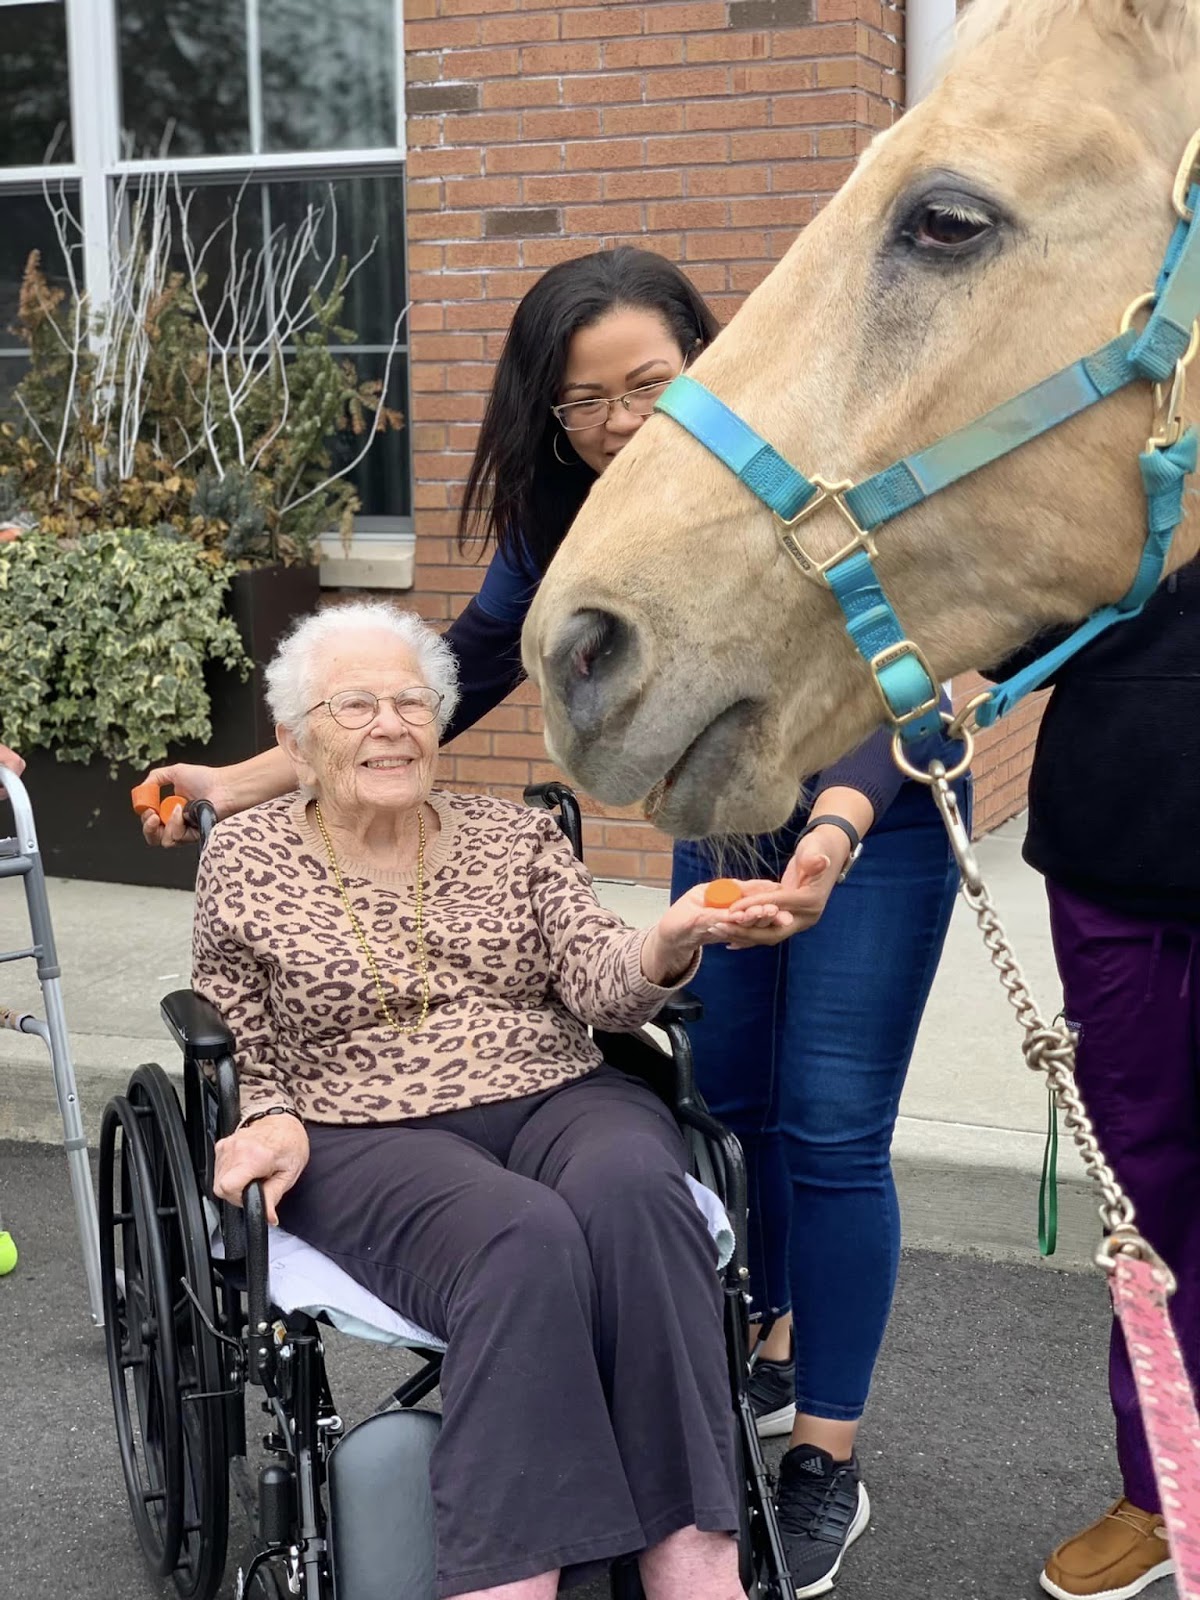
[{"xmin": 210, "ymin": 1176, "xmax": 733, "ymax": 1350}]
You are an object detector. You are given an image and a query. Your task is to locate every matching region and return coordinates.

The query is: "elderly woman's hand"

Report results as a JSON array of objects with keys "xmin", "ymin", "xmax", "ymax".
[
  {"xmin": 641, "ymin": 880, "xmax": 804, "ymax": 985},
  {"xmin": 213, "ymin": 1114, "xmax": 310, "ymax": 1226},
  {"xmin": 0, "ymin": 742, "xmax": 25, "ymax": 777}
]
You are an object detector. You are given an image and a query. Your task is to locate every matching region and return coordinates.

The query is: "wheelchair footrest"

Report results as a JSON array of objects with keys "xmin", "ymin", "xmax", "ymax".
[{"xmin": 328, "ymin": 1408, "xmax": 441, "ymax": 1600}]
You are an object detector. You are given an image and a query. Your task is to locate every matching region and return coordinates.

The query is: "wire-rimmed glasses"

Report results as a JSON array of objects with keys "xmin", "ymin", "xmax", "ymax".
[
  {"xmin": 307, "ymin": 688, "xmax": 445, "ymax": 729},
  {"xmin": 551, "ymin": 375, "xmax": 677, "ymax": 432}
]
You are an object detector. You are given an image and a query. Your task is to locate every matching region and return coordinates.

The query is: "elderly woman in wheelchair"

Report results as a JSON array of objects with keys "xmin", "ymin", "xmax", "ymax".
[{"xmin": 100, "ymin": 600, "xmax": 799, "ymax": 1600}]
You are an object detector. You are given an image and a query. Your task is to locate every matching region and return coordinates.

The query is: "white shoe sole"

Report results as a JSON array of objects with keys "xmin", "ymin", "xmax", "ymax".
[
  {"xmin": 791, "ymin": 1482, "xmax": 871, "ymax": 1599},
  {"xmin": 1039, "ymin": 1556, "xmax": 1175, "ymax": 1600},
  {"xmin": 755, "ymin": 1403, "xmax": 797, "ymax": 1439}
]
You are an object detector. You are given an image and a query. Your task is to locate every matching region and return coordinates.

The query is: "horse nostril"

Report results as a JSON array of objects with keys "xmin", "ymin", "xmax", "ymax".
[
  {"xmin": 568, "ymin": 610, "xmax": 619, "ymax": 678},
  {"xmin": 550, "ymin": 609, "xmax": 636, "ymax": 733}
]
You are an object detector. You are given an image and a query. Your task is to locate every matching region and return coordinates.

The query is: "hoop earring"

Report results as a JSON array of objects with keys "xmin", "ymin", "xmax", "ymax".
[{"xmin": 553, "ymin": 431, "xmax": 581, "ymax": 467}]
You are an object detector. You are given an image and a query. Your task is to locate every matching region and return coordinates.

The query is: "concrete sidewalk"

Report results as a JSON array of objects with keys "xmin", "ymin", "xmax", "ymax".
[{"xmin": 0, "ymin": 814, "xmax": 1101, "ymax": 1267}]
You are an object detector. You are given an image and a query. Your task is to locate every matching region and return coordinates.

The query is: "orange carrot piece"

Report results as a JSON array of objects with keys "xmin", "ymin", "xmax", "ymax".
[
  {"xmin": 130, "ymin": 781, "xmax": 161, "ymax": 815},
  {"xmin": 703, "ymin": 878, "xmax": 744, "ymax": 909},
  {"xmin": 158, "ymin": 793, "xmax": 186, "ymax": 824}
]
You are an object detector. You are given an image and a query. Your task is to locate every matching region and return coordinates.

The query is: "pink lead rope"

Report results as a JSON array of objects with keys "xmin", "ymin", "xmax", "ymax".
[{"xmin": 1110, "ymin": 1255, "xmax": 1200, "ymax": 1596}]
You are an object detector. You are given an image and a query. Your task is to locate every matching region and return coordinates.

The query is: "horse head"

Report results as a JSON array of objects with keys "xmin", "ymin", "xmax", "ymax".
[{"xmin": 524, "ymin": 0, "xmax": 1200, "ymax": 836}]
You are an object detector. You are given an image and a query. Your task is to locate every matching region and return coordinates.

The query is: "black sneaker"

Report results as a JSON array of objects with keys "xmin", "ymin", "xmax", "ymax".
[
  {"xmin": 774, "ymin": 1444, "xmax": 870, "ymax": 1598},
  {"xmin": 747, "ymin": 1352, "xmax": 797, "ymax": 1438}
]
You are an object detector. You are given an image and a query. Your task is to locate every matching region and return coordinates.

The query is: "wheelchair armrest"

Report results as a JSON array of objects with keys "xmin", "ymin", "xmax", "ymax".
[
  {"xmin": 522, "ymin": 781, "xmax": 583, "ymax": 861},
  {"xmin": 656, "ymin": 989, "xmax": 703, "ymax": 1026},
  {"xmin": 161, "ymin": 989, "xmax": 235, "ymax": 1061},
  {"xmin": 523, "ymin": 780, "xmax": 573, "ymax": 810}
]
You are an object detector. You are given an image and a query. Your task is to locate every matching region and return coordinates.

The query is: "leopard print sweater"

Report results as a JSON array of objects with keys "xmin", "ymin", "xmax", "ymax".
[{"xmin": 191, "ymin": 789, "xmax": 693, "ymax": 1123}]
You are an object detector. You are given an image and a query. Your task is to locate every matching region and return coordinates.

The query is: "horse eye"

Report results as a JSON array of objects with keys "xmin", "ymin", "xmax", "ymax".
[{"xmin": 908, "ymin": 201, "xmax": 995, "ymax": 253}]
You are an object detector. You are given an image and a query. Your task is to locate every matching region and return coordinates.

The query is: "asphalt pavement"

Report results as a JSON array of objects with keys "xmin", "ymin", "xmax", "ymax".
[{"xmin": 0, "ymin": 1139, "xmax": 1180, "ymax": 1600}]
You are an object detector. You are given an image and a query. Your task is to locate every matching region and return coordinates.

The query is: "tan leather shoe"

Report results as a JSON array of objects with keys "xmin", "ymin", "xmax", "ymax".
[{"xmin": 1040, "ymin": 1499, "xmax": 1175, "ymax": 1600}]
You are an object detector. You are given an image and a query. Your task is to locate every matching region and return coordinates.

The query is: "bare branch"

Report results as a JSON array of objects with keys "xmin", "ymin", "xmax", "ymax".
[
  {"xmin": 280, "ymin": 308, "xmax": 408, "ymax": 517},
  {"xmin": 14, "ymin": 391, "xmax": 56, "ymax": 455}
]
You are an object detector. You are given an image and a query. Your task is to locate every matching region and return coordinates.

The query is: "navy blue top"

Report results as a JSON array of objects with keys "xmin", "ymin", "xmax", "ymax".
[{"xmin": 444, "ymin": 544, "xmax": 947, "ymax": 826}]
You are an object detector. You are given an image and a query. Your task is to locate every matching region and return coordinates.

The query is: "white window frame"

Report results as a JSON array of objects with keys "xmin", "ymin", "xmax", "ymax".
[{"xmin": 2, "ymin": 0, "xmax": 414, "ymax": 583}]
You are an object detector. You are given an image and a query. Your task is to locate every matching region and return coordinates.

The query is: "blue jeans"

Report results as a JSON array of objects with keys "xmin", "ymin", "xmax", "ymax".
[{"xmin": 671, "ymin": 777, "xmax": 967, "ymax": 1421}]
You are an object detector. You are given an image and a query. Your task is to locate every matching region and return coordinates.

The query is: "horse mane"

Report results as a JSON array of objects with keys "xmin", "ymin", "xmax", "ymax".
[{"xmin": 953, "ymin": 0, "xmax": 1200, "ymax": 65}]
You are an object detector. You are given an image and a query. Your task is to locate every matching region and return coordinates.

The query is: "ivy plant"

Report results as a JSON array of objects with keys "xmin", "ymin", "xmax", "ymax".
[{"xmin": 0, "ymin": 528, "xmax": 250, "ymax": 769}]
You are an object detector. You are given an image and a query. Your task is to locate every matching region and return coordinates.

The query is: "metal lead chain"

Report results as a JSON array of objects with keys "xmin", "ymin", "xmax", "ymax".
[{"xmin": 924, "ymin": 763, "xmax": 1169, "ymax": 1279}]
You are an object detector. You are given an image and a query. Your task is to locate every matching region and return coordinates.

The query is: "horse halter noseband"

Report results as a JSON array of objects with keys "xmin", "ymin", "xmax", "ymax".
[{"xmin": 654, "ymin": 130, "xmax": 1200, "ymax": 777}]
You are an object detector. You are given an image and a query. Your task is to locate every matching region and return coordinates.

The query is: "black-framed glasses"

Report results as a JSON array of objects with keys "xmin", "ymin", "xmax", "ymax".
[
  {"xmin": 551, "ymin": 375, "xmax": 677, "ymax": 432},
  {"xmin": 307, "ymin": 688, "xmax": 445, "ymax": 729}
]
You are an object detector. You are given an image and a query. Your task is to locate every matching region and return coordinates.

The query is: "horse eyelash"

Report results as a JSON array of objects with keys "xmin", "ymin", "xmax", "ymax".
[{"xmin": 925, "ymin": 200, "xmax": 994, "ymax": 228}]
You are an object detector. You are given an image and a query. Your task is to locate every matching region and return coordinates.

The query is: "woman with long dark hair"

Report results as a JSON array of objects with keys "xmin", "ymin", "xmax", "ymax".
[{"xmin": 143, "ymin": 245, "xmax": 967, "ymax": 1598}]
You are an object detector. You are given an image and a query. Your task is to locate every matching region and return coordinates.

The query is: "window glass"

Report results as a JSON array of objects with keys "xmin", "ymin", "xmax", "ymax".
[
  {"xmin": 118, "ymin": 0, "xmax": 396, "ymax": 158},
  {"xmin": 330, "ymin": 352, "xmax": 411, "ymax": 519},
  {"xmin": 0, "ymin": 2, "xmax": 73, "ymax": 166},
  {"xmin": 118, "ymin": 0, "xmax": 250, "ymax": 156},
  {"xmin": 0, "ymin": 184, "xmax": 81, "ymax": 435},
  {"xmin": 261, "ymin": 0, "xmax": 396, "ymax": 153},
  {"xmin": 143, "ymin": 171, "xmax": 409, "ymax": 517},
  {"xmin": 161, "ymin": 171, "xmax": 406, "ymax": 350},
  {"xmin": 0, "ymin": 186, "xmax": 82, "ymax": 351}
]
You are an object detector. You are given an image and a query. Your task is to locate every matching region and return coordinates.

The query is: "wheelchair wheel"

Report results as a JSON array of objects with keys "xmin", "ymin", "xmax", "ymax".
[
  {"xmin": 128, "ymin": 1063, "xmax": 230, "ymax": 1600},
  {"xmin": 100, "ymin": 1094, "xmax": 186, "ymax": 1577}
]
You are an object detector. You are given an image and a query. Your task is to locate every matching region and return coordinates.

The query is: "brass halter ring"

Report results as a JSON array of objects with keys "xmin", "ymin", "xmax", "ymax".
[
  {"xmin": 1118, "ymin": 289, "xmax": 1200, "ymax": 363},
  {"xmin": 890, "ymin": 712, "xmax": 974, "ymax": 786}
]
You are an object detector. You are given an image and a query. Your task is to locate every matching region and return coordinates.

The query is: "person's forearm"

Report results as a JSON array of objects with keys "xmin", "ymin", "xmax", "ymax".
[
  {"xmin": 223, "ymin": 746, "xmax": 297, "ymax": 810},
  {"xmin": 806, "ymin": 785, "xmax": 875, "ymax": 837},
  {"xmin": 810, "ymin": 723, "xmax": 900, "ymax": 824},
  {"xmin": 441, "ymin": 596, "xmax": 525, "ymax": 744}
]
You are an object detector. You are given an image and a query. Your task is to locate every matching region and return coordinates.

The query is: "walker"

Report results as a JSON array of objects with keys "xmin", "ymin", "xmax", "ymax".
[{"xmin": 0, "ymin": 764, "xmax": 104, "ymax": 1324}]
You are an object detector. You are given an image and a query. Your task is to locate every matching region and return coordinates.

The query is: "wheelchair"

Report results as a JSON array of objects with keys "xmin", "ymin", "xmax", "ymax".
[{"xmin": 97, "ymin": 782, "xmax": 795, "ymax": 1600}]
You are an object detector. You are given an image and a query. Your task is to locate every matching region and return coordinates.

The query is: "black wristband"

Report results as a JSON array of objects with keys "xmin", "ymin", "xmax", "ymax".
[
  {"xmin": 795, "ymin": 814, "xmax": 863, "ymax": 882},
  {"xmin": 238, "ymin": 1105, "xmax": 304, "ymax": 1131},
  {"xmin": 797, "ymin": 813, "xmax": 861, "ymax": 852}
]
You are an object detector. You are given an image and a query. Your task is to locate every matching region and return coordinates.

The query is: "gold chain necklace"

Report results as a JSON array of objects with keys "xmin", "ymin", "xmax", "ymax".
[{"xmin": 313, "ymin": 801, "xmax": 430, "ymax": 1035}]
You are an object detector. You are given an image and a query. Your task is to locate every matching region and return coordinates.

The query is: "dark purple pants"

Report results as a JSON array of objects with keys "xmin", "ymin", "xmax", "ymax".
[
  {"xmin": 277, "ymin": 1066, "xmax": 738, "ymax": 1597},
  {"xmin": 1047, "ymin": 882, "xmax": 1200, "ymax": 1513}
]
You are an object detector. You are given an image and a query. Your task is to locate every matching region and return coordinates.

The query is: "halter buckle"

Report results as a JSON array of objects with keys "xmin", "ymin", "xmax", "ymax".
[
  {"xmin": 774, "ymin": 477, "xmax": 877, "ymax": 587},
  {"xmin": 868, "ymin": 638, "xmax": 940, "ymax": 732},
  {"xmin": 1172, "ymin": 126, "xmax": 1200, "ymax": 222}
]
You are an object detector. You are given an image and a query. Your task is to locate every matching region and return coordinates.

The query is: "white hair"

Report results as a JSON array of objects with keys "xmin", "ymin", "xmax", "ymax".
[{"xmin": 264, "ymin": 601, "xmax": 461, "ymax": 738}]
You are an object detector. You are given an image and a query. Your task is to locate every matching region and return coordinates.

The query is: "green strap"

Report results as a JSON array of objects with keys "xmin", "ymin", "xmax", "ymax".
[
  {"xmin": 1038, "ymin": 1083, "xmax": 1060, "ymax": 1257},
  {"xmin": 1038, "ymin": 1085, "xmax": 1060, "ymax": 1257}
]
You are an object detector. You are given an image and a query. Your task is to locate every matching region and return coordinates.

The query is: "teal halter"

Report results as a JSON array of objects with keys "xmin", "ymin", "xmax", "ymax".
[{"xmin": 655, "ymin": 133, "xmax": 1200, "ymax": 754}]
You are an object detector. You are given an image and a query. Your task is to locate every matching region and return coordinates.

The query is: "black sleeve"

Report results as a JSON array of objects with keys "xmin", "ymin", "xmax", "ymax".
[{"xmin": 441, "ymin": 597, "xmax": 527, "ymax": 744}]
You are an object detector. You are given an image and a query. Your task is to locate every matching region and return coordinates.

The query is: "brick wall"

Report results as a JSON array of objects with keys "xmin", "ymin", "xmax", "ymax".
[
  {"xmin": 397, "ymin": 0, "xmax": 1030, "ymax": 878},
  {"xmin": 954, "ymin": 675, "xmax": 1045, "ymax": 837}
]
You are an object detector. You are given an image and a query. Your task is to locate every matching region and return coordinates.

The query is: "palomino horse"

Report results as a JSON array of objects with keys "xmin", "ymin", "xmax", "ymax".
[{"xmin": 522, "ymin": 0, "xmax": 1200, "ymax": 840}]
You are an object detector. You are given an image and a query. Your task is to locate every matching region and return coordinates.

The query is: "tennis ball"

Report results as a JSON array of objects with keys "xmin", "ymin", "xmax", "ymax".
[{"xmin": 0, "ymin": 1230, "xmax": 17, "ymax": 1275}]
